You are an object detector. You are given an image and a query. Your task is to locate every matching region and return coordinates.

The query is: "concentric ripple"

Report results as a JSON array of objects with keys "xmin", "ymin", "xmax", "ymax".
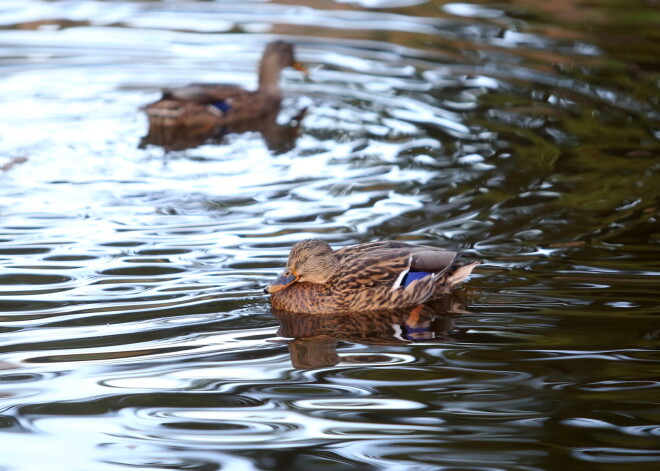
[{"xmin": 1, "ymin": 0, "xmax": 658, "ymax": 470}]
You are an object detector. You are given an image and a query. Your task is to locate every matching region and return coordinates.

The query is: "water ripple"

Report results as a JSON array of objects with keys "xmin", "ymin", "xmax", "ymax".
[{"xmin": 1, "ymin": 0, "xmax": 658, "ymax": 469}]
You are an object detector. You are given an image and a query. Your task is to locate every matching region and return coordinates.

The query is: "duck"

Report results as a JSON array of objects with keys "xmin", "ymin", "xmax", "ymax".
[
  {"xmin": 142, "ymin": 41, "xmax": 306, "ymax": 128},
  {"xmin": 265, "ymin": 239, "xmax": 479, "ymax": 314}
]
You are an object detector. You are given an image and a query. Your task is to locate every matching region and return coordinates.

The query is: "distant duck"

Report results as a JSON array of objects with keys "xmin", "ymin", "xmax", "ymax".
[
  {"xmin": 143, "ymin": 41, "xmax": 306, "ymax": 128},
  {"xmin": 265, "ymin": 239, "xmax": 479, "ymax": 314}
]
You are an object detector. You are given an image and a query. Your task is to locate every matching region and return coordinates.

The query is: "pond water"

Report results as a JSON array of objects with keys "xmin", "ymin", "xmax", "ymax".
[{"xmin": 0, "ymin": 0, "xmax": 659, "ymax": 470}]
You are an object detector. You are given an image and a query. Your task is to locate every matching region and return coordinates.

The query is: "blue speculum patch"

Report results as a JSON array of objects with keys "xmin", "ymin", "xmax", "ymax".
[
  {"xmin": 211, "ymin": 101, "xmax": 232, "ymax": 113},
  {"xmin": 404, "ymin": 324, "xmax": 431, "ymax": 339},
  {"xmin": 401, "ymin": 271, "xmax": 432, "ymax": 287}
]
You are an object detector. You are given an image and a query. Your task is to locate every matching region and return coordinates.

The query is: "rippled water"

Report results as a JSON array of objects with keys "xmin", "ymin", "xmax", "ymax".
[{"xmin": 1, "ymin": 0, "xmax": 659, "ymax": 470}]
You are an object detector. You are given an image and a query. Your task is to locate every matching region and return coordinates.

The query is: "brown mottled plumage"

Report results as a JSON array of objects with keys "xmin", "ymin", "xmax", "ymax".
[
  {"xmin": 265, "ymin": 239, "xmax": 479, "ymax": 313},
  {"xmin": 142, "ymin": 41, "xmax": 305, "ymax": 129}
]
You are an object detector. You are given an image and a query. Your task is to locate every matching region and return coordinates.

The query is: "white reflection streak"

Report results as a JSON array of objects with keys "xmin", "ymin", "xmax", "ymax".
[{"xmin": 135, "ymin": 407, "xmax": 446, "ymax": 443}]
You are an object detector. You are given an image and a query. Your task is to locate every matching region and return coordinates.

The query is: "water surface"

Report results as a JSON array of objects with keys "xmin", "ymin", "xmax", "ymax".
[{"xmin": 0, "ymin": 0, "xmax": 659, "ymax": 470}]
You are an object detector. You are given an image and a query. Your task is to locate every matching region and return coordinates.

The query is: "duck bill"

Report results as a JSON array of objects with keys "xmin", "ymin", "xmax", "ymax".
[
  {"xmin": 266, "ymin": 272, "xmax": 299, "ymax": 294},
  {"xmin": 292, "ymin": 61, "xmax": 308, "ymax": 76}
]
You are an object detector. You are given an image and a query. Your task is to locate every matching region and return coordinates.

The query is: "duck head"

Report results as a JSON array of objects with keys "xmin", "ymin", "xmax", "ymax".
[
  {"xmin": 265, "ymin": 239, "xmax": 340, "ymax": 294},
  {"xmin": 258, "ymin": 41, "xmax": 307, "ymax": 96}
]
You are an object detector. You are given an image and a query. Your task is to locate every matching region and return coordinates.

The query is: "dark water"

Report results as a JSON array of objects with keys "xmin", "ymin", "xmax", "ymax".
[{"xmin": 1, "ymin": 0, "xmax": 659, "ymax": 470}]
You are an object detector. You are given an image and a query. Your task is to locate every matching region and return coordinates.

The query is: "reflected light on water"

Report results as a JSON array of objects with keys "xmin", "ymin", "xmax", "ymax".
[{"xmin": 1, "ymin": 0, "xmax": 659, "ymax": 470}]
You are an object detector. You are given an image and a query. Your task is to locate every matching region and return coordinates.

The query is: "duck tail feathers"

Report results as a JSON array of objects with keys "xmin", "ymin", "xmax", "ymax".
[{"xmin": 448, "ymin": 261, "xmax": 480, "ymax": 288}]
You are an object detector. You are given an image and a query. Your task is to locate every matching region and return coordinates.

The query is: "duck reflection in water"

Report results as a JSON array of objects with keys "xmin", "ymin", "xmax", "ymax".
[
  {"xmin": 139, "ymin": 41, "xmax": 307, "ymax": 154},
  {"xmin": 273, "ymin": 295, "xmax": 469, "ymax": 370}
]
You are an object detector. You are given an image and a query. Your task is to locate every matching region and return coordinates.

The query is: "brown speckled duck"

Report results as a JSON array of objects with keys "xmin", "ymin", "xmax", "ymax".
[
  {"xmin": 143, "ymin": 41, "xmax": 306, "ymax": 128},
  {"xmin": 265, "ymin": 239, "xmax": 479, "ymax": 314}
]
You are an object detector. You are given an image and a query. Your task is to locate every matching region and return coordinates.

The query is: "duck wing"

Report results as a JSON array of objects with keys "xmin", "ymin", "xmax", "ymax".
[
  {"xmin": 162, "ymin": 84, "xmax": 249, "ymax": 104},
  {"xmin": 333, "ymin": 247, "xmax": 413, "ymax": 291},
  {"xmin": 409, "ymin": 248, "xmax": 457, "ymax": 274},
  {"xmin": 336, "ymin": 242, "xmax": 458, "ymax": 276},
  {"xmin": 144, "ymin": 84, "xmax": 272, "ymax": 125},
  {"xmin": 333, "ymin": 242, "xmax": 466, "ymax": 311},
  {"xmin": 333, "ymin": 247, "xmax": 442, "ymax": 311},
  {"xmin": 335, "ymin": 241, "xmax": 413, "ymax": 261}
]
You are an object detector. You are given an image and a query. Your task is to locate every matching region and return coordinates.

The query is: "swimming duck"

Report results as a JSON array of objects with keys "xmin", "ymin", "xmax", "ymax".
[
  {"xmin": 265, "ymin": 239, "xmax": 479, "ymax": 313},
  {"xmin": 143, "ymin": 41, "xmax": 306, "ymax": 128}
]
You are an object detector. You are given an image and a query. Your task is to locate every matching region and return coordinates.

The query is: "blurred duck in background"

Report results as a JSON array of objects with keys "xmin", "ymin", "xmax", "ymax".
[{"xmin": 140, "ymin": 41, "xmax": 306, "ymax": 153}]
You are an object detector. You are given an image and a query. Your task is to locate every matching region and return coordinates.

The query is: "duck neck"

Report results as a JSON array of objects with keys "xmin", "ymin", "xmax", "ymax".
[{"xmin": 257, "ymin": 63, "xmax": 283, "ymax": 98}]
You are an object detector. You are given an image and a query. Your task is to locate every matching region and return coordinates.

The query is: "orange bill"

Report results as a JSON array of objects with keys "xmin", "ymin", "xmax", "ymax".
[{"xmin": 292, "ymin": 61, "xmax": 308, "ymax": 75}]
